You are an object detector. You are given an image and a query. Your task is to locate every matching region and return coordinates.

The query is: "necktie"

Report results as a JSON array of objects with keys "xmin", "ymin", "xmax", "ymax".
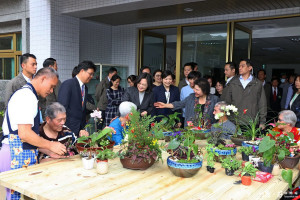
[
  {"xmin": 273, "ymin": 88, "xmax": 276, "ymax": 101},
  {"xmin": 81, "ymin": 85, "xmax": 85, "ymax": 106}
]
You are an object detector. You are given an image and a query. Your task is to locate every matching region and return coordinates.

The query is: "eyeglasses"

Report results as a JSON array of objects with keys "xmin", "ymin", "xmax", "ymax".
[{"xmin": 85, "ymin": 71, "xmax": 94, "ymax": 77}]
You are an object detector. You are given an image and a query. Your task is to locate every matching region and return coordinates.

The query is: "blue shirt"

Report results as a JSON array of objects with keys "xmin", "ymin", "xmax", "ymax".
[
  {"xmin": 239, "ymin": 75, "xmax": 253, "ymax": 89},
  {"xmin": 108, "ymin": 118, "xmax": 124, "ymax": 145},
  {"xmin": 180, "ymin": 85, "xmax": 194, "ymax": 117}
]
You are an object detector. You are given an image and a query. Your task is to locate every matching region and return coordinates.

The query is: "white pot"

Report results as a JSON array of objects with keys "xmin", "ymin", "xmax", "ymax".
[
  {"xmin": 82, "ymin": 157, "xmax": 95, "ymax": 170},
  {"xmin": 249, "ymin": 156, "xmax": 260, "ymax": 168},
  {"xmin": 96, "ymin": 160, "xmax": 109, "ymax": 175}
]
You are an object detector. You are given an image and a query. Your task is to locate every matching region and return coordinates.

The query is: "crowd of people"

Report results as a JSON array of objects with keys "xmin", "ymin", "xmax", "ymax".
[{"xmin": 1, "ymin": 53, "xmax": 300, "ymax": 199}]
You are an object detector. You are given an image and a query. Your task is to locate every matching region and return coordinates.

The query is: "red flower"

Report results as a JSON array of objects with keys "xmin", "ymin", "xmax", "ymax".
[
  {"xmin": 130, "ymin": 112, "xmax": 133, "ymax": 116},
  {"xmin": 151, "ymin": 122, "xmax": 155, "ymax": 127},
  {"xmin": 243, "ymin": 109, "xmax": 248, "ymax": 114},
  {"xmin": 131, "ymin": 129, "xmax": 135, "ymax": 133},
  {"xmin": 121, "ymin": 123, "xmax": 125, "ymax": 127}
]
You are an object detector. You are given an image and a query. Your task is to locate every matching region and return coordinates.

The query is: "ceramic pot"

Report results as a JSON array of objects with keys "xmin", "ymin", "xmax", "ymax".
[
  {"xmin": 120, "ymin": 157, "xmax": 155, "ymax": 170},
  {"xmin": 206, "ymin": 166, "xmax": 215, "ymax": 173},
  {"xmin": 279, "ymin": 155, "xmax": 300, "ymax": 169},
  {"xmin": 241, "ymin": 175, "xmax": 252, "ymax": 186},
  {"xmin": 225, "ymin": 168, "xmax": 235, "ymax": 176},
  {"xmin": 249, "ymin": 156, "xmax": 260, "ymax": 168},
  {"xmin": 82, "ymin": 157, "xmax": 95, "ymax": 170},
  {"xmin": 231, "ymin": 136, "xmax": 247, "ymax": 146},
  {"xmin": 242, "ymin": 141, "xmax": 259, "ymax": 151},
  {"xmin": 96, "ymin": 159, "xmax": 108, "ymax": 174},
  {"xmin": 167, "ymin": 156, "xmax": 202, "ymax": 178},
  {"xmin": 193, "ymin": 129, "xmax": 210, "ymax": 140},
  {"xmin": 272, "ymin": 164, "xmax": 280, "ymax": 176},
  {"xmin": 258, "ymin": 162, "xmax": 274, "ymax": 173},
  {"xmin": 76, "ymin": 140, "xmax": 115, "ymax": 157},
  {"xmin": 242, "ymin": 152, "xmax": 250, "ymax": 161},
  {"xmin": 212, "ymin": 148, "xmax": 237, "ymax": 162}
]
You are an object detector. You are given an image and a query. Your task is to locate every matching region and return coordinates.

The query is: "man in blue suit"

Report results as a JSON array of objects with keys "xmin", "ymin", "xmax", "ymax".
[{"xmin": 58, "ymin": 61, "xmax": 96, "ymax": 137}]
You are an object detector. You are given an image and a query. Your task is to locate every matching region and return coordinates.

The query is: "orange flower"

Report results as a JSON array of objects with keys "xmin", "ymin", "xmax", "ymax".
[{"xmin": 131, "ymin": 129, "xmax": 135, "ymax": 133}]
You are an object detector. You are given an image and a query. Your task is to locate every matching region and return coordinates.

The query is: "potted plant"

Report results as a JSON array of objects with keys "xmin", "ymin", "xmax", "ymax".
[
  {"xmin": 236, "ymin": 161, "xmax": 258, "ymax": 186},
  {"xmin": 221, "ymin": 156, "xmax": 242, "ymax": 176},
  {"xmin": 166, "ymin": 127, "xmax": 203, "ymax": 178},
  {"xmin": 238, "ymin": 146, "xmax": 256, "ymax": 161},
  {"xmin": 205, "ymin": 143, "xmax": 218, "ymax": 173},
  {"xmin": 95, "ymin": 149, "xmax": 116, "ymax": 175},
  {"xmin": 117, "ymin": 109, "xmax": 165, "ymax": 170},
  {"xmin": 76, "ymin": 126, "xmax": 115, "ymax": 158},
  {"xmin": 241, "ymin": 114, "xmax": 262, "ymax": 150},
  {"xmin": 159, "ymin": 112, "xmax": 181, "ymax": 142}
]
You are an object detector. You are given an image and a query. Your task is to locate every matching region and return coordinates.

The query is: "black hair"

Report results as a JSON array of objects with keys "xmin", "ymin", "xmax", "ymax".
[
  {"xmin": 216, "ymin": 79, "xmax": 225, "ymax": 87},
  {"xmin": 271, "ymin": 77, "xmax": 279, "ymax": 83},
  {"xmin": 153, "ymin": 69, "xmax": 162, "ymax": 78},
  {"xmin": 240, "ymin": 58, "xmax": 253, "ymax": 67},
  {"xmin": 194, "ymin": 78, "xmax": 210, "ymax": 96},
  {"xmin": 140, "ymin": 66, "xmax": 151, "ymax": 74},
  {"xmin": 108, "ymin": 67, "xmax": 117, "ymax": 74},
  {"xmin": 34, "ymin": 67, "xmax": 58, "ymax": 79},
  {"xmin": 162, "ymin": 70, "xmax": 173, "ymax": 79},
  {"xmin": 225, "ymin": 62, "xmax": 236, "ymax": 72},
  {"xmin": 109, "ymin": 74, "xmax": 121, "ymax": 87},
  {"xmin": 72, "ymin": 66, "xmax": 79, "ymax": 78},
  {"xmin": 184, "ymin": 63, "xmax": 194, "ymax": 71},
  {"xmin": 43, "ymin": 58, "xmax": 56, "ymax": 68},
  {"xmin": 172, "ymin": 74, "xmax": 176, "ymax": 80},
  {"xmin": 127, "ymin": 75, "xmax": 137, "ymax": 82},
  {"xmin": 190, "ymin": 62, "xmax": 198, "ymax": 70},
  {"xmin": 20, "ymin": 53, "xmax": 36, "ymax": 64},
  {"xmin": 258, "ymin": 69, "xmax": 266, "ymax": 75},
  {"xmin": 135, "ymin": 73, "xmax": 153, "ymax": 92},
  {"xmin": 188, "ymin": 71, "xmax": 202, "ymax": 80},
  {"xmin": 77, "ymin": 60, "xmax": 96, "ymax": 72}
]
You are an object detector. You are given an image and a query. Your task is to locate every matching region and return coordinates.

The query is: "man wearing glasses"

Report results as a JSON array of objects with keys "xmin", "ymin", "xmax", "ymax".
[{"xmin": 58, "ymin": 61, "xmax": 95, "ymax": 137}]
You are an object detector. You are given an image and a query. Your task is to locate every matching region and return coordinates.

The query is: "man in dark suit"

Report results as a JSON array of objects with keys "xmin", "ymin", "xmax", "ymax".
[
  {"xmin": 257, "ymin": 69, "xmax": 271, "ymax": 110},
  {"xmin": 4, "ymin": 53, "xmax": 37, "ymax": 107},
  {"xmin": 269, "ymin": 78, "xmax": 282, "ymax": 121},
  {"xmin": 95, "ymin": 67, "xmax": 117, "ymax": 129},
  {"xmin": 58, "ymin": 61, "xmax": 96, "ymax": 137}
]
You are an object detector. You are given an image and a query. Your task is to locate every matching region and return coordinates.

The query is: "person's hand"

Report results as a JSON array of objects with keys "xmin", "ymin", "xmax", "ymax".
[
  {"xmin": 79, "ymin": 130, "xmax": 89, "ymax": 137},
  {"xmin": 48, "ymin": 151, "xmax": 68, "ymax": 159},
  {"xmin": 259, "ymin": 124, "xmax": 266, "ymax": 130},
  {"xmin": 141, "ymin": 111, "xmax": 147, "ymax": 117},
  {"xmin": 49, "ymin": 141, "xmax": 67, "ymax": 155},
  {"xmin": 154, "ymin": 102, "xmax": 166, "ymax": 108}
]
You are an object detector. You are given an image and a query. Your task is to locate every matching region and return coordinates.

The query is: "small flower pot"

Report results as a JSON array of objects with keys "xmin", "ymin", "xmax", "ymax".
[
  {"xmin": 225, "ymin": 168, "xmax": 235, "ymax": 176},
  {"xmin": 241, "ymin": 175, "xmax": 252, "ymax": 186},
  {"xmin": 206, "ymin": 166, "xmax": 215, "ymax": 173},
  {"xmin": 167, "ymin": 156, "xmax": 202, "ymax": 178},
  {"xmin": 279, "ymin": 155, "xmax": 300, "ymax": 169},
  {"xmin": 249, "ymin": 156, "xmax": 260, "ymax": 168},
  {"xmin": 258, "ymin": 162, "xmax": 274, "ymax": 173},
  {"xmin": 242, "ymin": 152, "xmax": 251, "ymax": 161},
  {"xmin": 82, "ymin": 157, "xmax": 95, "ymax": 170},
  {"xmin": 96, "ymin": 159, "xmax": 108, "ymax": 175}
]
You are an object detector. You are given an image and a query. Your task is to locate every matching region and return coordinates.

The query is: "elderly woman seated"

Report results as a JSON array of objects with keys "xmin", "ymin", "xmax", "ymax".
[
  {"xmin": 39, "ymin": 102, "xmax": 77, "ymax": 162},
  {"xmin": 109, "ymin": 101, "xmax": 137, "ymax": 145},
  {"xmin": 211, "ymin": 101, "xmax": 236, "ymax": 139},
  {"xmin": 272, "ymin": 110, "xmax": 300, "ymax": 143}
]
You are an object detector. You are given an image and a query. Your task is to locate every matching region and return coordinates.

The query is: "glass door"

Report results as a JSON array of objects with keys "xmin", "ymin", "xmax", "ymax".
[
  {"xmin": 0, "ymin": 56, "xmax": 15, "ymax": 80},
  {"xmin": 231, "ymin": 23, "xmax": 252, "ymax": 65},
  {"xmin": 140, "ymin": 31, "xmax": 166, "ymax": 73}
]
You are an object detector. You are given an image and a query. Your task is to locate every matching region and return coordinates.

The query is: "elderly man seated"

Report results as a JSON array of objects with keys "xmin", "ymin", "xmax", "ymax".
[
  {"xmin": 211, "ymin": 101, "xmax": 236, "ymax": 139},
  {"xmin": 39, "ymin": 102, "xmax": 77, "ymax": 162},
  {"xmin": 272, "ymin": 110, "xmax": 300, "ymax": 144},
  {"xmin": 108, "ymin": 101, "xmax": 137, "ymax": 145}
]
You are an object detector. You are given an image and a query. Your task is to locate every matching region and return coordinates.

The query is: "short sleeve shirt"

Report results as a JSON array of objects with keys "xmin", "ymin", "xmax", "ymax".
[{"xmin": 2, "ymin": 85, "xmax": 38, "ymax": 144}]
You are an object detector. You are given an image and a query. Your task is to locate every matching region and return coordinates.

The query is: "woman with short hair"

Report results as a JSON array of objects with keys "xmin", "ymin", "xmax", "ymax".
[
  {"xmin": 155, "ymin": 78, "xmax": 219, "ymax": 128},
  {"xmin": 153, "ymin": 69, "xmax": 162, "ymax": 87},
  {"xmin": 122, "ymin": 73, "xmax": 153, "ymax": 117}
]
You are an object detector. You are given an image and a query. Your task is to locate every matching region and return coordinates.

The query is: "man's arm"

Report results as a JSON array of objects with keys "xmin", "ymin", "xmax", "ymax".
[{"xmin": 18, "ymin": 124, "xmax": 66, "ymax": 155}]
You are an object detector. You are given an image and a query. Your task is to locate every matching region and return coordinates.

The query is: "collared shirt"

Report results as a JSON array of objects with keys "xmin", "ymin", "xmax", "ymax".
[
  {"xmin": 272, "ymin": 87, "xmax": 278, "ymax": 95},
  {"xmin": 226, "ymin": 77, "xmax": 233, "ymax": 85},
  {"xmin": 76, "ymin": 75, "xmax": 85, "ymax": 103},
  {"xmin": 185, "ymin": 78, "xmax": 190, "ymax": 85},
  {"xmin": 108, "ymin": 76, "xmax": 111, "ymax": 82},
  {"xmin": 22, "ymin": 73, "xmax": 31, "ymax": 83},
  {"xmin": 262, "ymin": 80, "xmax": 266, "ymax": 86},
  {"xmin": 285, "ymin": 84, "xmax": 294, "ymax": 109},
  {"xmin": 239, "ymin": 74, "xmax": 253, "ymax": 89}
]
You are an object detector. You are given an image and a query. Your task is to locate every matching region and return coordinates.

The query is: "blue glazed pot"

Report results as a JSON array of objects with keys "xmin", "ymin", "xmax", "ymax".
[
  {"xmin": 167, "ymin": 156, "xmax": 202, "ymax": 178},
  {"xmin": 212, "ymin": 148, "xmax": 237, "ymax": 156},
  {"xmin": 242, "ymin": 141, "xmax": 259, "ymax": 151},
  {"xmin": 163, "ymin": 131, "xmax": 173, "ymax": 136}
]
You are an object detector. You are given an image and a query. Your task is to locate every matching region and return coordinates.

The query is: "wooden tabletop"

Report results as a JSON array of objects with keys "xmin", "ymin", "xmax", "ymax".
[{"xmin": 0, "ymin": 141, "xmax": 299, "ymax": 200}]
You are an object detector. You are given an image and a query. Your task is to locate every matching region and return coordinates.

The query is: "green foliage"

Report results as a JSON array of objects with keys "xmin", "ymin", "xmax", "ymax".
[
  {"xmin": 77, "ymin": 127, "xmax": 113, "ymax": 149},
  {"xmin": 242, "ymin": 114, "xmax": 261, "ymax": 141},
  {"xmin": 238, "ymin": 146, "xmax": 254, "ymax": 156},
  {"xmin": 118, "ymin": 109, "xmax": 165, "ymax": 163},
  {"xmin": 221, "ymin": 156, "xmax": 242, "ymax": 170},
  {"xmin": 205, "ymin": 143, "xmax": 219, "ymax": 168},
  {"xmin": 206, "ymin": 130, "xmax": 225, "ymax": 147},
  {"xmin": 159, "ymin": 112, "xmax": 180, "ymax": 131},
  {"xmin": 282, "ymin": 169, "xmax": 293, "ymax": 190},
  {"xmin": 96, "ymin": 149, "xmax": 116, "ymax": 161},
  {"xmin": 238, "ymin": 162, "xmax": 258, "ymax": 177}
]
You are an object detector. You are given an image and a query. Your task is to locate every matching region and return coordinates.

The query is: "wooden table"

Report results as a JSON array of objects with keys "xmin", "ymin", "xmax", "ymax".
[{"xmin": 0, "ymin": 141, "xmax": 299, "ymax": 200}]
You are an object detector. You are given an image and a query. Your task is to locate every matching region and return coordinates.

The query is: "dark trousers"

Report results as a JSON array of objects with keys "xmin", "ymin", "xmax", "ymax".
[{"xmin": 97, "ymin": 110, "xmax": 106, "ymax": 130}]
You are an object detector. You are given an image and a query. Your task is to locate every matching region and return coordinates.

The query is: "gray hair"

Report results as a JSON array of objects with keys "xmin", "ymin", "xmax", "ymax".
[
  {"xmin": 279, "ymin": 110, "xmax": 297, "ymax": 127},
  {"xmin": 119, "ymin": 101, "xmax": 137, "ymax": 117},
  {"xmin": 215, "ymin": 101, "xmax": 228, "ymax": 112},
  {"xmin": 45, "ymin": 102, "xmax": 66, "ymax": 120}
]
